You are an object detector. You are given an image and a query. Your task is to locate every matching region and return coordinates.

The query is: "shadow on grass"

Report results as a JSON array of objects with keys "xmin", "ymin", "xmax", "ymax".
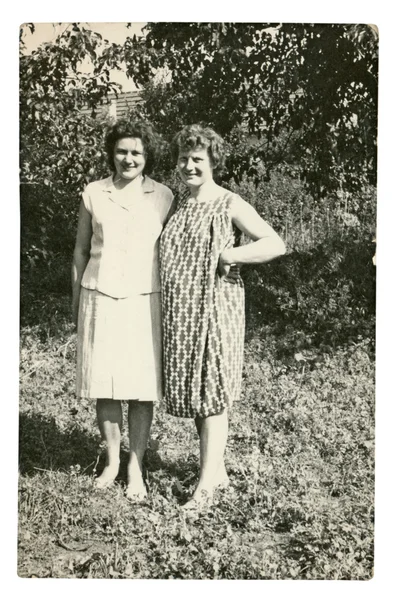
[
  {"xmin": 20, "ymin": 283, "xmax": 72, "ymax": 332},
  {"xmin": 145, "ymin": 448, "xmax": 197, "ymax": 480},
  {"xmin": 19, "ymin": 412, "xmax": 99, "ymax": 475},
  {"xmin": 19, "ymin": 412, "xmax": 195, "ymax": 490}
]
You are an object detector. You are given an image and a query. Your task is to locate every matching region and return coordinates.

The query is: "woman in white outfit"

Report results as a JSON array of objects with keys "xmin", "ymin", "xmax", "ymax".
[{"xmin": 72, "ymin": 120, "xmax": 173, "ymax": 500}]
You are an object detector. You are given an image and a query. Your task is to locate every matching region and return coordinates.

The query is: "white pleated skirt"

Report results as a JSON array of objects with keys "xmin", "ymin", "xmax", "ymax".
[{"xmin": 76, "ymin": 288, "xmax": 163, "ymax": 401}]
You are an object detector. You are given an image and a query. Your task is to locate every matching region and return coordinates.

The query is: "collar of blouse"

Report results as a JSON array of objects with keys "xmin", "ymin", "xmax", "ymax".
[{"xmin": 102, "ymin": 175, "xmax": 155, "ymax": 210}]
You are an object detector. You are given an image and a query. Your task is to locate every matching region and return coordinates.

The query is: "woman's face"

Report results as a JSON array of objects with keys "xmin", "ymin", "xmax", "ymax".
[
  {"xmin": 177, "ymin": 146, "xmax": 214, "ymax": 188},
  {"xmin": 113, "ymin": 137, "xmax": 146, "ymax": 181}
]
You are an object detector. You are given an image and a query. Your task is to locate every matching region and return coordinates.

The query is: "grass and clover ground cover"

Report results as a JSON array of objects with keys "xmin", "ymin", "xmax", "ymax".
[{"xmin": 19, "ymin": 237, "xmax": 375, "ymax": 580}]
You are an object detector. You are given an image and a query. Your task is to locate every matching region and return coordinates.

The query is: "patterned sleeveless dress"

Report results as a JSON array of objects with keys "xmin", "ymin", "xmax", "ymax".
[{"xmin": 160, "ymin": 191, "xmax": 245, "ymax": 418}]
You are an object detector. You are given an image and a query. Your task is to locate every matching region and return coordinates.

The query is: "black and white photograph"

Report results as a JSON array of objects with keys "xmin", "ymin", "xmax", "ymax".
[{"xmin": 16, "ymin": 15, "xmax": 381, "ymax": 584}]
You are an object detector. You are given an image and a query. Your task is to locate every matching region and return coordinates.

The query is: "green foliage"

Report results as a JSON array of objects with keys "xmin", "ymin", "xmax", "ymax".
[
  {"xmin": 20, "ymin": 22, "xmax": 377, "ymax": 197},
  {"xmin": 20, "ymin": 24, "xmax": 121, "ymax": 275},
  {"xmin": 243, "ymin": 234, "xmax": 375, "ymax": 355},
  {"xmin": 20, "ymin": 23, "xmax": 119, "ymax": 190},
  {"xmin": 123, "ymin": 23, "xmax": 377, "ymax": 196}
]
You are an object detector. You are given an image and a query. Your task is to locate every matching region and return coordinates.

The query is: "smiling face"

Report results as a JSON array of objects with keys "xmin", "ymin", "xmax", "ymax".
[
  {"xmin": 177, "ymin": 146, "xmax": 214, "ymax": 189},
  {"xmin": 113, "ymin": 137, "xmax": 146, "ymax": 181}
]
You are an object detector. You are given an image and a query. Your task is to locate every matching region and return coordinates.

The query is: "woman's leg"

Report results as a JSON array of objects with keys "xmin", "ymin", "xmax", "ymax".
[
  {"xmin": 126, "ymin": 400, "xmax": 153, "ymax": 498},
  {"xmin": 190, "ymin": 409, "xmax": 228, "ymax": 501},
  {"xmin": 95, "ymin": 398, "xmax": 122, "ymax": 488},
  {"xmin": 195, "ymin": 415, "xmax": 228, "ymax": 486}
]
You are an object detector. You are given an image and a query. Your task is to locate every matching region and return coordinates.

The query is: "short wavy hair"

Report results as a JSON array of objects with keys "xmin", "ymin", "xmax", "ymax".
[
  {"xmin": 105, "ymin": 119, "xmax": 158, "ymax": 175},
  {"xmin": 171, "ymin": 124, "xmax": 226, "ymax": 174}
]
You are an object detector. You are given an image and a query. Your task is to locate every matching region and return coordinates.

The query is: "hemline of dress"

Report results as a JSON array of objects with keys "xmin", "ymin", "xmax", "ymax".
[
  {"xmin": 164, "ymin": 404, "xmax": 233, "ymax": 419},
  {"xmin": 77, "ymin": 392, "xmax": 161, "ymax": 402}
]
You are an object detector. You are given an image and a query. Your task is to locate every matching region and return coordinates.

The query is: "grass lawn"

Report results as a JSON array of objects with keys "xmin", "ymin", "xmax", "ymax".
[{"xmin": 18, "ymin": 285, "xmax": 375, "ymax": 580}]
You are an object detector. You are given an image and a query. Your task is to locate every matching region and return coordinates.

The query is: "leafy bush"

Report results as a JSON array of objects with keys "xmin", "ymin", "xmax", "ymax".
[{"xmin": 244, "ymin": 233, "xmax": 375, "ymax": 356}]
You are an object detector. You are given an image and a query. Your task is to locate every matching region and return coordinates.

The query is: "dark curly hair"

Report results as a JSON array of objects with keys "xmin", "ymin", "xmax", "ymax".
[
  {"xmin": 105, "ymin": 119, "xmax": 159, "ymax": 175},
  {"xmin": 171, "ymin": 124, "xmax": 226, "ymax": 174}
]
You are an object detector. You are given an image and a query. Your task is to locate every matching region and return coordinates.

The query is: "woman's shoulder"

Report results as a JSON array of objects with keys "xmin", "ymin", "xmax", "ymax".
[
  {"xmin": 144, "ymin": 177, "xmax": 174, "ymax": 206},
  {"xmin": 218, "ymin": 188, "xmax": 244, "ymax": 209},
  {"xmin": 223, "ymin": 189, "xmax": 241, "ymax": 200},
  {"xmin": 81, "ymin": 176, "xmax": 113, "ymax": 213},
  {"xmin": 84, "ymin": 176, "xmax": 113, "ymax": 196},
  {"xmin": 147, "ymin": 177, "xmax": 173, "ymax": 194}
]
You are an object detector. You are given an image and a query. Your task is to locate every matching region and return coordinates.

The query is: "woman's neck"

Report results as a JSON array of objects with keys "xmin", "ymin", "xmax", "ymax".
[
  {"xmin": 189, "ymin": 180, "xmax": 219, "ymax": 200},
  {"xmin": 113, "ymin": 174, "xmax": 144, "ymax": 191}
]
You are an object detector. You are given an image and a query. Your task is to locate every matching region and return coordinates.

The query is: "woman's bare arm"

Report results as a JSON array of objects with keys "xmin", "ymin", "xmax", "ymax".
[
  {"xmin": 218, "ymin": 196, "xmax": 286, "ymax": 275},
  {"xmin": 71, "ymin": 200, "xmax": 92, "ymax": 326}
]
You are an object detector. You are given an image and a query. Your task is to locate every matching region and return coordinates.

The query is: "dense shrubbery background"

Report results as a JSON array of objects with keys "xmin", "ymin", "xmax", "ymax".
[{"xmin": 19, "ymin": 23, "xmax": 376, "ymax": 579}]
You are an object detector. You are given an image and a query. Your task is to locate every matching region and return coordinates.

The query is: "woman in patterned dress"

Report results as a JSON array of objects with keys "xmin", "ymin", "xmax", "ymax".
[
  {"xmin": 160, "ymin": 124, "xmax": 286, "ymax": 508},
  {"xmin": 72, "ymin": 119, "xmax": 173, "ymax": 500}
]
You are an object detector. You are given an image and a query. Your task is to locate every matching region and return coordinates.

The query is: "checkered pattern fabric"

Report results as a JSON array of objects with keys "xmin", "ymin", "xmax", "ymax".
[{"xmin": 160, "ymin": 192, "xmax": 245, "ymax": 418}]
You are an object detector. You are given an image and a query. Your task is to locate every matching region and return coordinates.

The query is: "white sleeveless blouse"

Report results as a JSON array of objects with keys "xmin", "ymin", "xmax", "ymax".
[{"xmin": 81, "ymin": 175, "xmax": 173, "ymax": 298}]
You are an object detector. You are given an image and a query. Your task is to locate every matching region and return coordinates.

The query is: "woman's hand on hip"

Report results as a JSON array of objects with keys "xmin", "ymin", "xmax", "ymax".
[{"xmin": 218, "ymin": 250, "xmax": 240, "ymax": 283}]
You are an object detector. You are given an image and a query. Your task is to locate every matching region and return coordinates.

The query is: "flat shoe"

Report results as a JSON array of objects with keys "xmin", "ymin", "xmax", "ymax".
[
  {"xmin": 215, "ymin": 475, "xmax": 230, "ymax": 490},
  {"xmin": 94, "ymin": 477, "xmax": 116, "ymax": 490},
  {"xmin": 182, "ymin": 489, "xmax": 213, "ymax": 511},
  {"xmin": 125, "ymin": 486, "xmax": 147, "ymax": 503}
]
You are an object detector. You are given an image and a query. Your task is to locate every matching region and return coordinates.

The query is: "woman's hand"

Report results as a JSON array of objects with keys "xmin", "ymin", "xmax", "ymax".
[
  {"xmin": 218, "ymin": 250, "xmax": 231, "ymax": 277},
  {"xmin": 218, "ymin": 250, "xmax": 240, "ymax": 283}
]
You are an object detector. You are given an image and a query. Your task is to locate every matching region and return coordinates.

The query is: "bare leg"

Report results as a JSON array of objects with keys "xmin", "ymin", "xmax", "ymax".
[
  {"xmin": 194, "ymin": 414, "xmax": 229, "ymax": 488},
  {"xmin": 95, "ymin": 399, "xmax": 122, "ymax": 488},
  {"xmin": 126, "ymin": 400, "xmax": 153, "ymax": 499},
  {"xmin": 185, "ymin": 409, "xmax": 228, "ymax": 506}
]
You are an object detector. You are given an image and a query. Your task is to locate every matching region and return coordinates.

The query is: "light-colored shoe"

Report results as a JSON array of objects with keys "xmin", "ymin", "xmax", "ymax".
[
  {"xmin": 94, "ymin": 472, "xmax": 117, "ymax": 490},
  {"xmin": 215, "ymin": 475, "xmax": 230, "ymax": 490},
  {"xmin": 94, "ymin": 462, "xmax": 120, "ymax": 490},
  {"xmin": 182, "ymin": 488, "xmax": 213, "ymax": 511},
  {"xmin": 125, "ymin": 484, "xmax": 147, "ymax": 503}
]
